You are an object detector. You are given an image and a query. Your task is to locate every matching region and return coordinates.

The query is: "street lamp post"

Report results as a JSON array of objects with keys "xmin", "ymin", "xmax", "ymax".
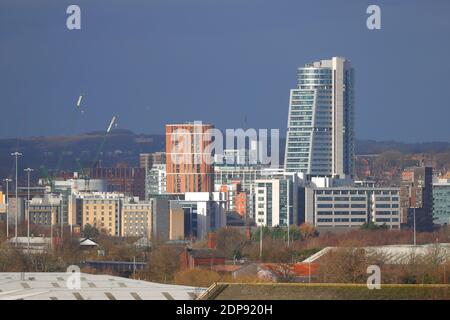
[
  {"xmin": 308, "ymin": 261, "xmax": 312, "ymax": 284},
  {"xmin": 60, "ymin": 191, "xmax": 64, "ymax": 242},
  {"xmin": 3, "ymin": 178, "xmax": 12, "ymax": 239},
  {"xmin": 50, "ymin": 194, "xmax": 53, "ymax": 248},
  {"xmin": 11, "ymin": 152, "xmax": 22, "ymax": 246},
  {"xmin": 24, "ymin": 168, "xmax": 33, "ymax": 252}
]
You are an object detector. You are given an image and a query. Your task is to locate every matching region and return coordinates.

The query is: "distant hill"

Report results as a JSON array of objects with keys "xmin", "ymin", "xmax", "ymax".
[
  {"xmin": 356, "ymin": 140, "xmax": 450, "ymax": 155},
  {"xmin": 0, "ymin": 130, "xmax": 165, "ymax": 181},
  {"xmin": 1, "ymin": 130, "xmax": 450, "ymax": 183}
]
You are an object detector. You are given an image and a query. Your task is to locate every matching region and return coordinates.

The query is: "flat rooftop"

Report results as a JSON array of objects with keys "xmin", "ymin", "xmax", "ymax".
[{"xmin": 0, "ymin": 272, "xmax": 205, "ymax": 300}]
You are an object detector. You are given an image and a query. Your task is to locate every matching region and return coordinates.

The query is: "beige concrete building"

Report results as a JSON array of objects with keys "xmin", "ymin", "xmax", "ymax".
[
  {"xmin": 0, "ymin": 192, "xmax": 5, "ymax": 223},
  {"xmin": 121, "ymin": 199, "xmax": 153, "ymax": 238},
  {"xmin": 169, "ymin": 202, "xmax": 185, "ymax": 240},
  {"xmin": 82, "ymin": 193, "xmax": 124, "ymax": 236}
]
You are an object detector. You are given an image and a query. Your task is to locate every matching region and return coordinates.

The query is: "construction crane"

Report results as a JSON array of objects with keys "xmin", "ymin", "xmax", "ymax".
[{"xmin": 75, "ymin": 158, "xmax": 90, "ymax": 192}]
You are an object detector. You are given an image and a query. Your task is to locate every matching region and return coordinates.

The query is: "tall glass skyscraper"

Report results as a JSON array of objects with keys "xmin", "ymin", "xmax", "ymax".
[{"xmin": 284, "ymin": 57, "xmax": 354, "ymax": 177}]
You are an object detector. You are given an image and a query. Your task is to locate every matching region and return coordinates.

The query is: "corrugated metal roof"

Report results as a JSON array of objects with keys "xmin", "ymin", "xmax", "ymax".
[
  {"xmin": 0, "ymin": 272, "xmax": 205, "ymax": 300},
  {"xmin": 302, "ymin": 243, "xmax": 450, "ymax": 264}
]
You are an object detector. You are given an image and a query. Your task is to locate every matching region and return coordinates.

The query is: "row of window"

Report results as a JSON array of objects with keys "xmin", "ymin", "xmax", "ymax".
[
  {"xmin": 298, "ymin": 74, "xmax": 332, "ymax": 79},
  {"xmin": 317, "ymin": 196, "xmax": 367, "ymax": 201},
  {"xmin": 317, "ymin": 203, "xmax": 367, "ymax": 208},
  {"xmin": 317, "ymin": 218, "xmax": 366, "ymax": 223},
  {"xmin": 317, "ymin": 210, "xmax": 367, "ymax": 216},
  {"xmin": 298, "ymin": 69, "xmax": 332, "ymax": 74},
  {"xmin": 316, "ymin": 190, "xmax": 399, "ymax": 195},
  {"xmin": 375, "ymin": 211, "xmax": 400, "ymax": 215}
]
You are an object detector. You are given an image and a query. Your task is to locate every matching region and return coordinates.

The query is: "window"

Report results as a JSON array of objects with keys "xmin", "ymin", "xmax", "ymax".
[
  {"xmin": 317, "ymin": 197, "xmax": 333, "ymax": 201},
  {"xmin": 317, "ymin": 211, "xmax": 332, "ymax": 215}
]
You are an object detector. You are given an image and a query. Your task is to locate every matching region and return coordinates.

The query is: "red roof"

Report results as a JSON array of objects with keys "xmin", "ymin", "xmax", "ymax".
[
  {"xmin": 261, "ymin": 263, "xmax": 319, "ymax": 277},
  {"xmin": 292, "ymin": 263, "xmax": 319, "ymax": 276}
]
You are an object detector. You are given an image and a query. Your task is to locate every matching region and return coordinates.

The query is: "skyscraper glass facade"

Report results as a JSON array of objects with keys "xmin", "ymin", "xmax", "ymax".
[{"xmin": 284, "ymin": 57, "xmax": 354, "ymax": 177}]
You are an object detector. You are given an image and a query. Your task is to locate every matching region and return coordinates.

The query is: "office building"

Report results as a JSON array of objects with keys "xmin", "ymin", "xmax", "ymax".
[
  {"xmin": 433, "ymin": 178, "xmax": 450, "ymax": 225},
  {"xmin": 28, "ymin": 194, "xmax": 61, "ymax": 226},
  {"xmin": 52, "ymin": 178, "xmax": 107, "ymax": 229},
  {"xmin": 284, "ymin": 57, "xmax": 354, "ymax": 177},
  {"xmin": 304, "ymin": 186, "xmax": 401, "ymax": 230},
  {"xmin": 214, "ymin": 165, "xmax": 265, "ymax": 219},
  {"xmin": 168, "ymin": 192, "xmax": 226, "ymax": 240},
  {"xmin": 165, "ymin": 122, "xmax": 214, "ymax": 193},
  {"xmin": 68, "ymin": 193, "xmax": 84, "ymax": 228},
  {"xmin": 150, "ymin": 194, "xmax": 183, "ymax": 241},
  {"xmin": 121, "ymin": 198, "xmax": 153, "ymax": 238},
  {"xmin": 81, "ymin": 192, "xmax": 124, "ymax": 236},
  {"xmin": 400, "ymin": 166, "xmax": 433, "ymax": 231}
]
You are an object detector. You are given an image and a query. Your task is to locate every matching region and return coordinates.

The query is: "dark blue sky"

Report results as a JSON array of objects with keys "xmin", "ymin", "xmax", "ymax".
[{"xmin": 1, "ymin": 0, "xmax": 449, "ymax": 142}]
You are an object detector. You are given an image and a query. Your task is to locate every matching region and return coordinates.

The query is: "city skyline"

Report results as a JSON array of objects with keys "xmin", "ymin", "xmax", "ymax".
[{"xmin": 1, "ymin": 1, "xmax": 450, "ymax": 304}]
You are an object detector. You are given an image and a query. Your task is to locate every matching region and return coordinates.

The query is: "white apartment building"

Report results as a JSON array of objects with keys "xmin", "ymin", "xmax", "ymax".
[
  {"xmin": 145, "ymin": 164, "xmax": 166, "ymax": 199},
  {"xmin": 254, "ymin": 177, "xmax": 297, "ymax": 227}
]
